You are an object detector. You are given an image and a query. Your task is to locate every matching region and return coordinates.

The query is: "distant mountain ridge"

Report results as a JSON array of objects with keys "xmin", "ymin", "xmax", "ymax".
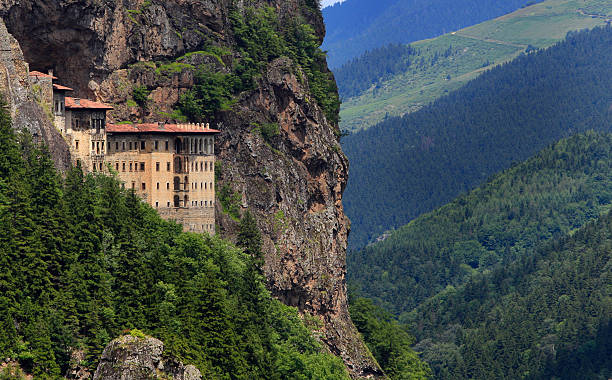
[
  {"xmin": 336, "ymin": 0, "xmax": 612, "ymax": 132},
  {"xmin": 322, "ymin": 0, "xmax": 531, "ymax": 68},
  {"xmin": 342, "ymin": 25, "xmax": 612, "ymax": 249}
]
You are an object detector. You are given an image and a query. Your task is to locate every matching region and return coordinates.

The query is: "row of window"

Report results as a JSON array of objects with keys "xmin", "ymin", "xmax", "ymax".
[
  {"xmin": 107, "ymin": 138, "xmax": 214, "ymax": 154},
  {"xmin": 153, "ymin": 199, "xmax": 215, "ymax": 208}
]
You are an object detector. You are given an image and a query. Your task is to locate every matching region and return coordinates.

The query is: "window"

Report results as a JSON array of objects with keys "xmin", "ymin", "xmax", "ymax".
[
  {"xmin": 200, "ymin": 162, "xmax": 203, "ymax": 171},
  {"xmin": 141, "ymin": 183, "xmax": 146, "ymax": 190},
  {"xmin": 121, "ymin": 183, "xmax": 125, "ymax": 189},
  {"xmin": 107, "ymin": 141, "xmax": 111, "ymax": 151},
  {"xmin": 92, "ymin": 141, "xmax": 95, "ymax": 150},
  {"xmin": 167, "ymin": 201, "xmax": 170, "ymax": 207},
  {"xmin": 122, "ymin": 141, "xmax": 126, "ymax": 150},
  {"xmin": 155, "ymin": 140, "xmax": 159, "ymax": 150},
  {"xmin": 140, "ymin": 162, "xmax": 145, "ymax": 171},
  {"xmin": 165, "ymin": 140, "xmax": 169, "ymax": 151},
  {"xmin": 205, "ymin": 162, "xmax": 208, "ymax": 171},
  {"xmin": 167, "ymin": 162, "xmax": 170, "ymax": 171},
  {"xmin": 205, "ymin": 200, "xmax": 207, "ymax": 206},
  {"xmin": 115, "ymin": 162, "xmax": 119, "ymax": 171},
  {"xmin": 129, "ymin": 162, "xmax": 133, "ymax": 171},
  {"xmin": 122, "ymin": 162, "xmax": 126, "ymax": 172},
  {"xmin": 204, "ymin": 182, "xmax": 207, "ymax": 190},
  {"xmin": 129, "ymin": 141, "xmax": 133, "ymax": 150},
  {"xmin": 156, "ymin": 162, "xmax": 160, "ymax": 172},
  {"xmin": 156, "ymin": 183, "xmax": 160, "ymax": 190},
  {"xmin": 195, "ymin": 182, "xmax": 198, "ymax": 189},
  {"xmin": 99, "ymin": 162, "xmax": 103, "ymax": 171},
  {"xmin": 131, "ymin": 182, "xmax": 135, "ymax": 189},
  {"xmin": 155, "ymin": 202, "xmax": 158, "ymax": 208},
  {"xmin": 201, "ymin": 182, "xmax": 203, "ymax": 189},
  {"xmin": 166, "ymin": 182, "xmax": 169, "ymax": 190},
  {"xmin": 75, "ymin": 140, "xmax": 79, "ymax": 150},
  {"xmin": 116, "ymin": 141, "xmax": 119, "ymax": 150},
  {"xmin": 140, "ymin": 141, "xmax": 145, "ymax": 150}
]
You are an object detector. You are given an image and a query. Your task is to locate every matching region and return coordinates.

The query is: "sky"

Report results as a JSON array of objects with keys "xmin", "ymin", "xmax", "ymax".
[{"xmin": 321, "ymin": 0, "xmax": 345, "ymax": 8}]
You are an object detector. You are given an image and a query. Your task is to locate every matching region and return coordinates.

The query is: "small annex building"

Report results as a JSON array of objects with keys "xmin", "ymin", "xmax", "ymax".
[{"xmin": 28, "ymin": 70, "xmax": 220, "ymax": 235}]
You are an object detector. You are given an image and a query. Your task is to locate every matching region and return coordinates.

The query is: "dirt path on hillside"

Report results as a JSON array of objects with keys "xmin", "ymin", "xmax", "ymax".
[{"xmin": 453, "ymin": 32, "xmax": 528, "ymax": 49}]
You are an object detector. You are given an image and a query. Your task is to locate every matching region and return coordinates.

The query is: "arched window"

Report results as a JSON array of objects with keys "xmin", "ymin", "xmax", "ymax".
[
  {"xmin": 174, "ymin": 176, "xmax": 181, "ymax": 191},
  {"xmin": 174, "ymin": 156, "xmax": 182, "ymax": 173},
  {"xmin": 174, "ymin": 195, "xmax": 180, "ymax": 207}
]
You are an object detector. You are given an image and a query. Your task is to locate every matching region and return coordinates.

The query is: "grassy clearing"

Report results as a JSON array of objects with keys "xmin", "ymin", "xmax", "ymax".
[{"xmin": 339, "ymin": 0, "xmax": 611, "ymax": 132}]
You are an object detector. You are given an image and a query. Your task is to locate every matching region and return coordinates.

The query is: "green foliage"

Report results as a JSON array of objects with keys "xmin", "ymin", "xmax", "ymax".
[
  {"xmin": 350, "ymin": 131, "xmax": 612, "ymax": 314},
  {"xmin": 350, "ymin": 296, "xmax": 432, "ymax": 379},
  {"xmin": 0, "ymin": 104, "xmax": 349, "ymax": 379},
  {"xmin": 218, "ymin": 184, "xmax": 241, "ymax": 221},
  {"xmin": 178, "ymin": 69, "xmax": 236, "ymax": 122},
  {"xmin": 132, "ymin": 85, "xmax": 150, "ymax": 107},
  {"xmin": 410, "ymin": 210, "xmax": 612, "ymax": 379},
  {"xmin": 257, "ymin": 122, "xmax": 280, "ymax": 143},
  {"xmin": 237, "ymin": 211, "xmax": 263, "ymax": 267},
  {"xmin": 343, "ymin": 25, "xmax": 612, "ymax": 249}
]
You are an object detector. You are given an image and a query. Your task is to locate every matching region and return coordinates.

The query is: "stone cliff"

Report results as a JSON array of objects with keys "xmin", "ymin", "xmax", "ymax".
[
  {"xmin": 0, "ymin": 0, "xmax": 382, "ymax": 377},
  {"xmin": 0, "ymin": 18, "xmax": 70, "ymax": 171},
  {"xmin": 93, "ymin": 334, "xmax": 201, "ymax": 380}
]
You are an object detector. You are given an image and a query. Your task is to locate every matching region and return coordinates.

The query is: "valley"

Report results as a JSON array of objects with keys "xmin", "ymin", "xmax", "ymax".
[{"xmin": 339, "ymin": 0, "xmax": 612, "ymax": 132}]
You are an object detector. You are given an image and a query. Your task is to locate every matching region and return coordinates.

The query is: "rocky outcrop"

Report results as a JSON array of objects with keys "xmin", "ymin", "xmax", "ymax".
[
  {"xmin": 93, "ymin": 334, "xmax": 201, "ymax": 380},
  {"xmin": 0, "ymin": 1, "xmax": 382, "ymax": 377},
  {"xmin": 0, "ymin": 19, "xmax": 70, "ymax": 171}
]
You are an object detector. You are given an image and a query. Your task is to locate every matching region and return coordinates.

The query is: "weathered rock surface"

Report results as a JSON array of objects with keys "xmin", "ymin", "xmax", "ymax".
[
  {"xmin": 0, "ymin": 19, "xmax": 70, "ymax": 171},
  {"xmin": 93, "ymin": 334, "xmax": 201, "ymax": 380},
  {"xmin": 0, "ymin": 1, "xmax": 382, "ymax": 377}
]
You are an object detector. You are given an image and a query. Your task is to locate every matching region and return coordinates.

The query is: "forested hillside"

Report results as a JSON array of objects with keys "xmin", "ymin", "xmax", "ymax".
[
  {"xmin": 322, "ymin": 0, "xmax": 530, "ymax": 68},
  {"xmin": 349, "ymin": 131, "xmax": 612, "ymax": 313},
  {"xmin": 410, "ymin": 209, "xmax": 612, "ymax": 379},
  {"xmin": 342, "ymin": 25, "xmax": 612, "ymax": 249},
  {"xmin": 349, "ymin": 131, "xmax": 612, "ymax": 378},
  {"xmin": 0, "ymin": 103, "xmax": 349, "ymax": 378},
  {"xmin": 337, "ymin": 0, "xmax": 612, "ymax": 132}
]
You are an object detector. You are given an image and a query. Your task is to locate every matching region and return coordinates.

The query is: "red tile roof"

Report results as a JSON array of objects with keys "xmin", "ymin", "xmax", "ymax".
[
  {"xmin": 53, "ymin": 84, "xmax": 73, "ymax": 91},
  {"xmin": 29, "ymin": 70, "xmax": 58, "ymax": 79},
  {"xmin": 107, "ymin": 123, "xmax": 220, "ymax": 134},
  {"xmin": 65, "ymin": 97, "xmax": 113, "ymax": 110}
]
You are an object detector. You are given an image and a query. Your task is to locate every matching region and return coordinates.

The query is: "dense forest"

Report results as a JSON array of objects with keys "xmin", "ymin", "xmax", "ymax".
[
  {"xmin": 349, "ymin": 132, "xmax": 612, "ymax": 378},
  {"xmin": 349, "ymin": 130, "xmax": 612, "ymax": 311},
  {"xmin": 322, "ymin": 0, "xmax": 530, "ymax": 67},
  {"xmin": 349, "ymin": 296, "xmax": 432, "ymax": 379},
  {"xmin": 342, "ymin": 25, "xmax": 612, "ymax": 249},
  {"xmin": 410, "ymin": 209, "xmax": 612, "ymax": 379},
  {"xmin": 334, "ymin": 43, "xmax": 415, "ymax": 99},
  {"xmin": 0, "ymin": 101, "xmax": 351, "ymax": 378}
]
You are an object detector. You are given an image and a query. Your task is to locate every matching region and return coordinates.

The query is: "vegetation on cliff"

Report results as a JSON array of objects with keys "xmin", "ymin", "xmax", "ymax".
[
  {"xmin": 0, "ymin": 102, "xmax": 348, "ymax": 379},
  {"xmin": 349, "ymin": 296, "xmax": 432, "ymax": 379},
  {"xmin": 342, "ymin": 25, "xmax": 612, "ymax": 249},
  {"xmin": 178, "ymin": 5, "xmax": 341, "ymax": 126}
]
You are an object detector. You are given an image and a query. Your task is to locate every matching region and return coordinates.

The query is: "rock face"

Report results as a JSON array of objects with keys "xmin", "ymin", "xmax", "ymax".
[
  {"xmin": 93, "ymin": 334, "xmax": 201, "ymax": 380},
  {"xmin": 0, "ymin": 1, "xmax": 382, "ymax": 377},
  {"xmin": 0, "ymin": 18, "xmax": 70, "ymax": 171}
]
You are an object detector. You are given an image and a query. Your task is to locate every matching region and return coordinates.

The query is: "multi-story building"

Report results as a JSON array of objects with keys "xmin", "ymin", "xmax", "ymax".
[
  {"xmin": 29, "ymin": 69, "xmax": 220, "ymax": 234},
  {"xmin": 106, "ymin": 122, "xmax": 219, "ymax": 234}
]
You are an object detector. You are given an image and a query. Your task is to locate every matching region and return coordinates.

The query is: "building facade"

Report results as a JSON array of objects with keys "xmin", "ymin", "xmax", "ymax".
[{"xmin": 29, "ymin": 70, "xmax": 219, "ymax": 235}]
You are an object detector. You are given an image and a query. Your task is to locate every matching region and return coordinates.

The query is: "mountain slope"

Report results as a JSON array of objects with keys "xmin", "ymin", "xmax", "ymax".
[
  {"xmin": 349, "ymin": 131, "xmax": 612, "ymax": 314},
  {"xmin": 0, "ymin": 108, "xmax": 351, "ymax": 378},
  {"xmin": 0, "ymin": 1, "xmax": 376, "ymax": 375},
  {"xmin": 342, "ymin": 25, "xmax": 612, "ymax": 249},
  {"xmin": 338, "ymin": 0, "xmax": 612, "ymax": 132},
  {"xmin": 410, "ymin": 208, "xmax": 612, "ymax": 379},
  {"xmin": 322, "ymin": 0, "xmax": 529, "ymax": 68}
]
